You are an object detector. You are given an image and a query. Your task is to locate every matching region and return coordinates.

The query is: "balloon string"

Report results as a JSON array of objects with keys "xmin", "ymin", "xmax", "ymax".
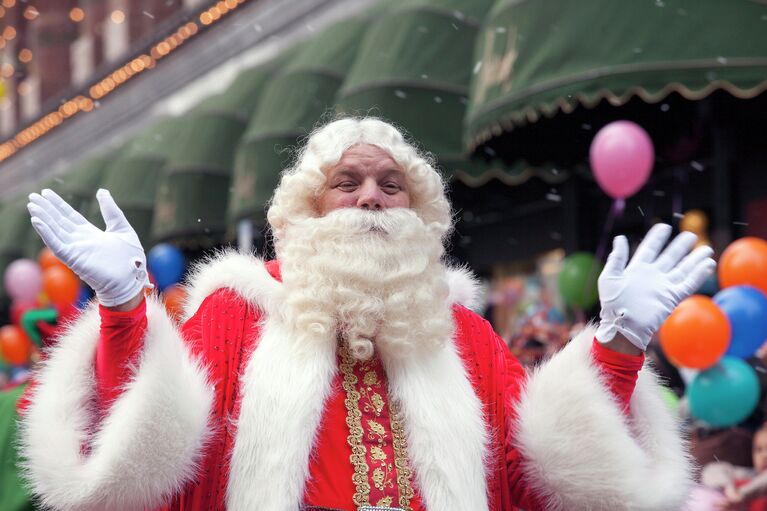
[
  {"xmin": 581, "ymin": 199, "xmax": 625, "ymax": 320},
  {"xmin": 672, "ymin": 167, "xmax": 687, "ymax": 229},
  {"xmin": 596, "ymin": 199, "xmax": 626, "ymax": 262}
]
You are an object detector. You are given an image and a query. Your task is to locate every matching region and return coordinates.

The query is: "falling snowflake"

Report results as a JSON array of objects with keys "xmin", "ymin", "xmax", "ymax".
[{"xmin": 545, "ymin": 193, "xmax": 561, "ymax": 202}]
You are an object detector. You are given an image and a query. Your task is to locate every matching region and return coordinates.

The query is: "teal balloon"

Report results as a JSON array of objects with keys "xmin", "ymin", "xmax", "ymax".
[
  {"xmin": 688, "ymin": 356, "xmax": 760, "ymax": 428},
  {"xmin": 558, "ymin": 252, "xmax": 602, "ymax": 309}
]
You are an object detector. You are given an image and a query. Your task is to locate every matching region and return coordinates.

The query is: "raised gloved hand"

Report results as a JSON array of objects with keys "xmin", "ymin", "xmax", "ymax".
[
  {"xmin": 27, "ymin": 188, "xmax": 152, "ymax": 307},
  {"xmin": 595, "ymin": 223, "xmax": 716, "ymax": 352}
]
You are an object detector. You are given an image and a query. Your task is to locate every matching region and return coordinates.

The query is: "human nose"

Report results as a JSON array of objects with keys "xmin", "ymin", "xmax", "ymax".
[{"xmin": 356, "ymin": 181, "xmax": 383, "ymax": 210}]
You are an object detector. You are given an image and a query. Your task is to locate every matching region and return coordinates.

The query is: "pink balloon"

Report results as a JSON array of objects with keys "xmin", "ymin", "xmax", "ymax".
[
  {"xmin": 4, "ymin": 258, "xmax": 43, "ymax": 301},
  {"xmin": 590, "ymin": 120, "xmax": 655, "ymax": 199}
]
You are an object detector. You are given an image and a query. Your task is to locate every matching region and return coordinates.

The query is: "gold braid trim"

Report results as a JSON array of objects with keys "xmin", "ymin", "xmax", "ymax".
[
  {"xmin": 340, "ymin": 346, "xmax": 370, "ymax": 507},
  {"xmin": 389, "ymin": 399, "xmax": 414, "ymax": 511}
]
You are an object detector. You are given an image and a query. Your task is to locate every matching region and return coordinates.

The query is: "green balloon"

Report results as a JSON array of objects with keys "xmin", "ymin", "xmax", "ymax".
[
  {"xmin": 659, "ymin": 386, "xmax": 680, "ymax": 413},
  {"xmin": 558, "ymin": 252, "xmax": 602, "ymax": 309}
]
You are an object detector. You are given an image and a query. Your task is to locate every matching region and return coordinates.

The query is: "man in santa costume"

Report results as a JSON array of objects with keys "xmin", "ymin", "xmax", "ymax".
[{"xmin": 22, "ymin": 117, "xmax": 714, "ymax": 511}]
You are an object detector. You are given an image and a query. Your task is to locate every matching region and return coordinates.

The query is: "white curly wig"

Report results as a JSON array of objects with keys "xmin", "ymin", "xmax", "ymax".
[{"xmin": 266, "ymin": 117, "xmax": 453, "ymax": 246}]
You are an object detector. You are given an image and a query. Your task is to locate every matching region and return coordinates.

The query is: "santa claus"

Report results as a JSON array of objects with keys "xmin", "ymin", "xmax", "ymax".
[{"xmin": 22, "ymin": 117, "xmax": 714, "ymax": 511}]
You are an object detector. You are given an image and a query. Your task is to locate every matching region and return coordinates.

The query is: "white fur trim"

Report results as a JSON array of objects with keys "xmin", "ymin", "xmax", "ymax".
[
  {"xmin": 182, "ymin": 249, "xmax": 284, "ymax": 321},
  {"xmin": 383, "ymin": 339, "xmax": 490, "ymax": 511},
  {"xmin": 20, "ymin": 297, "xmax": 215, "ymax": 511},
  {"xmin": 226, "ymin": 316, "xmax": 338, "ymax": 511},
  {"xmin": 514, "ymin": 326, "xmax": 693, "ymax": 510},
  {"xmin": 445, "ymin": 265, "xmax": 482, "ymax": 310}
]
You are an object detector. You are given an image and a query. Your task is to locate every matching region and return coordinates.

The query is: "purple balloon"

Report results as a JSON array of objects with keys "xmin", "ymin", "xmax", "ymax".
[
  {"xmin": 4, "ymin": 258, "xmax": 42, "ymax": 301},
  {"xmin": 590, "ymin": 120, "xmax": 655, "ymax": 199}
]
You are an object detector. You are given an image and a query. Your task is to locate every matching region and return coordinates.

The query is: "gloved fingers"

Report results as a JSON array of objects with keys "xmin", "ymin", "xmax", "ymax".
[
  {"xmin": 41, "ymin": 188, "xmax": 88, "ymax": 226},
  {"xmin": 27, "ymin": 193, "xmax": 77, "ymax": 231},
  {"xmin": 669, "ymin": 245, "xmax": 715, "ymax": 284},
  {"xmin": 628, "ymin": 223, "xmax": 672, "ymax": 268},
  {"xmin": 27, "ymin": 200, "xmax": 76, "ymax": 235},
  {"xmin": 30, "ymin": 218, "xmax": 69, "ymax": 259},
  {"xmin": 677, "ymin": 257, "xmax": 717, "ymax": 298},
  {"xmin": 602, "ymin": 235, "xmax": 629, "ymax": 277},
  {"xmin": 96, "ymin": 189, "xmax": 132, "ymax": 233},
  {"xmin": 655, "ymin": 231, "xmax": 698, "ymax": 272}
]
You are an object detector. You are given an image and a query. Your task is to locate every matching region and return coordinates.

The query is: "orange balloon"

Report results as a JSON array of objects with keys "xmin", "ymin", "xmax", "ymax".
[
  {"xmin": 42, "ymin": 266, "xmax": 80, "ymax": 308},
  {"xmin": 659, "ymin": 295, "xmax": 730, "ymax": 369},
  {"xmin": 38, "ymin": 247, "xmax": 68, "ymax": 271},
  {"xmin": 163, "ymin": 285, "xmax": 187, "ymax": 322},
  {"xmin": 719, "ymin": 237, "xmax": 767, "ymax": 294},
  {"xmin": 680, "ymin": 210, "xmax": 709, "ymax": 236},
  {"xmin": 0, "ymin": 325, "xmax": 32, "ymax": 365}
]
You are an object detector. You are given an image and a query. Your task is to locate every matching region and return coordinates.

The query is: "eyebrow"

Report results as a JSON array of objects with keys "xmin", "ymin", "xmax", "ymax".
[{"xmin": 330, "ymin": 168, "xmax": 405, "ymax": 180}]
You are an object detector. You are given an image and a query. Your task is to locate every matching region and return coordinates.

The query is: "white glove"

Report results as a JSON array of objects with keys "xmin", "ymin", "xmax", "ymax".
[
  {"xmin": 595, "ymin": 223, "xmax": 716, "ymax": 351},
  {"xmin": 27, "ymin": 188, "xmax": 152, "ymax": 307}
]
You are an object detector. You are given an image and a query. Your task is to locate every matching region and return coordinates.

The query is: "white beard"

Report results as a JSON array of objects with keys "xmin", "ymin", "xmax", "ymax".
[{"xmin": 277, "ymin": 208, "xmax": 454, "ymax": 361}]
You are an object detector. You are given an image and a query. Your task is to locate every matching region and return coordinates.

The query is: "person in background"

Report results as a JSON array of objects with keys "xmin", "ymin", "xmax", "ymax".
[{"xmin": 703, "ymin": 423, "xmax": 767, "ymax": 510}]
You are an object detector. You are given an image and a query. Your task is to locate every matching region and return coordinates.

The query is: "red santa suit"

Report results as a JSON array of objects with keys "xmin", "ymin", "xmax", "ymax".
[{"xmin": 19, "ymin": 253, "xmax": 693, "ymax": 511}]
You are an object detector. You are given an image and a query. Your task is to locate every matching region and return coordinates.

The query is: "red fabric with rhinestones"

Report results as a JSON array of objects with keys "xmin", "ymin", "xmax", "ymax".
[{"xmin": 90, "ymin": 261, "xmax": 642, "ymax": 511}]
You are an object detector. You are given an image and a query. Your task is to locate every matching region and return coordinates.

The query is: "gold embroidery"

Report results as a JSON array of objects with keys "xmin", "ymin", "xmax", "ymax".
[
  {"xmin": 390, "ymin": 399, "xmax": 415, "ymax": 510},
  {"xmin": 363, "ymin": 370, "xmax": 379, "ymax": 386},
  {"xmin": 372, "ymin": 466, "xmax": 385, "ymax": 489},
  {"xmin": 367, "ymin": 419, "xmax": 386, "ymax": 440},
  {"xmin": 341, "ymin": 346, "xmax": 370, "ymax": 507},
  {"xmin": 370, "ymin": 445, "xmax": 387, "ymax": 462},
  {"xmin": 340, "ymin": 346, "xmax": 413, "ymax": 511}
]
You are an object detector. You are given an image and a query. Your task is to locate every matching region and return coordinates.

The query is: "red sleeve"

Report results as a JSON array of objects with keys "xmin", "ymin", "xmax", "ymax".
[
  {"xmin": 590, "ymin": 338, "xmax": 644, "ymax": 415},
  {"xmin": 501, "ymin": 345, "xmax": 548, "ymax": 511},
  {"xmin": 95, "ymin": 299, "xmax": 149, "ymax": 414}
]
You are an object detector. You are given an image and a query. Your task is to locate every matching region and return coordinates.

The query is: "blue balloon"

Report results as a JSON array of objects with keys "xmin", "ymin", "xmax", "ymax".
[
  {"xmin": 713, "ymin": 286, "xmax": 767, "ymax": 359},
  {"xmin": 147, "ymin": 244, "xmax": 185, "ymax": 291},
  {"xmin": 76, "ymin": 285, "xmax": 94, "ymax": 310},
  {"xmin": 10, "ymin": 366, "xmax": 30, "ymax": 384},
  {"xmin": 688, "ymin": 356, "xmax": 760, "ymax": 428}
]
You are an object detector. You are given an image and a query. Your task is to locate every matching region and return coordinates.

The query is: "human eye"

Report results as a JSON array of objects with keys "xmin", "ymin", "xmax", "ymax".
[
  {"xmin": 381, "ymin": 182, "xmax": 402, "ymax": 194},
  {"xmin": 337, "ymin": 180, "xmax": 357, "ymax": 191}
]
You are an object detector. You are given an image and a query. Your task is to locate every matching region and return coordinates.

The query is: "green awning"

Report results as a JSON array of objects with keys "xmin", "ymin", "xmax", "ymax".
[
  {"xmin": 229, "ymin": 14, "xmax": 379, "ymax": 226},
  {"xmin": 97, "ymin": 117, "xmax": 183, "ymax": 245},
  {"xmin": 465, "ymin": 0, "xmax": 767, "ymax": 149},
  {"xmin": 149, "ymin": 65, "xmax": 282, "ymax": 245},
  {"xmin": 336, "ymin": 0, "xmax": 494, "ymax": 176}
]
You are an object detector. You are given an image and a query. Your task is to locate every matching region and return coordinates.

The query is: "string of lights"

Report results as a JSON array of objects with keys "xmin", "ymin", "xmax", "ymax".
[{"xmin": 0, "ymin": 0, "xmax": 249, "ymax": 164}]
